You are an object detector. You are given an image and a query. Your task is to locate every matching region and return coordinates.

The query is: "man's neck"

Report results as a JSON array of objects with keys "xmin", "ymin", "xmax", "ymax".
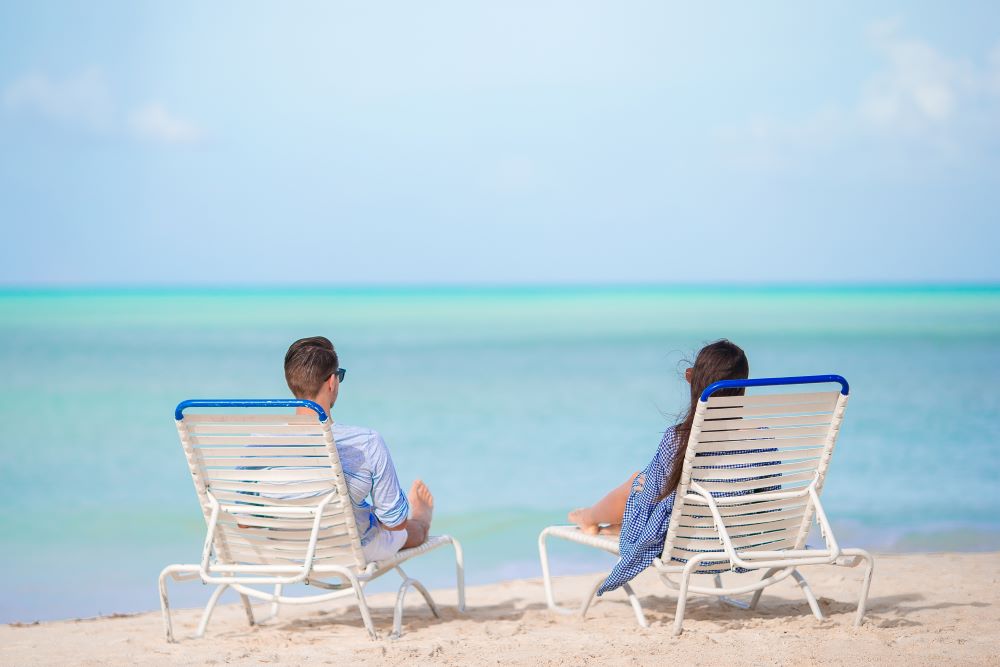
[{"xmin": 295, "ymin": 396, "xmax": 330, "ymax": 417}]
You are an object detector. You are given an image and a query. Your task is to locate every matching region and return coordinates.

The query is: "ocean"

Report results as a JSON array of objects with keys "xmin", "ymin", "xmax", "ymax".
[{"xmin": 1, "ymin": 285, "xmax": 998, "ymax": 623}]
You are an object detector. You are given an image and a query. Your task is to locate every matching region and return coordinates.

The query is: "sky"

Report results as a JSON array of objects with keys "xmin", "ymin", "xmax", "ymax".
[{"xmin": 1, "ymin": 1, "xmax": 999, "ymax": 286}]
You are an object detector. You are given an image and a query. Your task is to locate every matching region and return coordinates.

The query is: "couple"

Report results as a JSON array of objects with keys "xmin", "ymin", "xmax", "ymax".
[{"xmin": 285, "ymin": 335, "xmax": 750, "ymax": 595}]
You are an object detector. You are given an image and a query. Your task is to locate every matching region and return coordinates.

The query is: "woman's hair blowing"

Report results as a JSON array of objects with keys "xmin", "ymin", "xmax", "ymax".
[{"xmin": 658, "ymin": 339, "xmax": 750, "ymax": 501}]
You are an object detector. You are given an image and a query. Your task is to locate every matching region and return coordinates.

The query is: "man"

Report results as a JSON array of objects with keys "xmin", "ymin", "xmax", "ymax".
[{"xmin": 284, "ymin": 336, "xmax": 434, "ymax": 561}]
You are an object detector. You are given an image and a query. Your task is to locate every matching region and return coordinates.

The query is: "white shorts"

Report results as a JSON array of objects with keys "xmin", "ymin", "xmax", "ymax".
[{"xmin": 362, "ymin": 526, "xmax": 407, "ymax": 563}]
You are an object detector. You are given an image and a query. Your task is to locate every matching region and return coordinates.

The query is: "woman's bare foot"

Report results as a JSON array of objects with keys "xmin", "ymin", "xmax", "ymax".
[{"xmin": 568, "ymin": 507, "xmax": 600, "ymax": 535}]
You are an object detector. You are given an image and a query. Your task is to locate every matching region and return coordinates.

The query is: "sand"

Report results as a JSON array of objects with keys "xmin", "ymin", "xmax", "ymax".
[{"xmin": 2, "ymin": 552, "xmax": 998, "ymax": 666}]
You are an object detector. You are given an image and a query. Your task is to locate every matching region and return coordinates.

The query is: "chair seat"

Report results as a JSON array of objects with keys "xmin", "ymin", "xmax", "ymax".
[
  {"xmin": 543, "ymin": 525, "xmax": 621, "ymax": 555},
  {"xmin": 371, "ymin": 534, "xmax": 455, "ymax": 570}
]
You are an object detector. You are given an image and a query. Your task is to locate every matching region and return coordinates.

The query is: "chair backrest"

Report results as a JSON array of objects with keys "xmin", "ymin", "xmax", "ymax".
[
  {"xmin": 661, "ymin": 376, "xmax": 849, "ymax": 570},
  {"xmin": 174, "ymin": 399, "xmax": 367, "ymax": 572}
]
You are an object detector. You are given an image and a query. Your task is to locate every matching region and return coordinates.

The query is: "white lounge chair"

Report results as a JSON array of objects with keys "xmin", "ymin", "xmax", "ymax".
[
  {"xmin": 159, "ymin": 399, "xmax": 465, "ymax": 642},
  {"xmin": 538, "ymin": 375, "xmax": 874, "ymax": 635}
]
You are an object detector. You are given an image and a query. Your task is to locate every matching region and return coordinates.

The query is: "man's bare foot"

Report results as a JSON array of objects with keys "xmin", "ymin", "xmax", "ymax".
[
  {"xmin": 568, "ymin": 507, "xmax": 600, "ymax": 535},
  {"xmin": 409, "ymin": 479, "xmax": 434, "ymax": 525},
  {"xmin": 401, "ymin": 480, "xmax": 434, "ymax": 549}
]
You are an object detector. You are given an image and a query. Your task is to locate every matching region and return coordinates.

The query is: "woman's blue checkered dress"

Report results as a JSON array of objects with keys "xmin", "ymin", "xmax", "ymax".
[
  {"xmin": 596, "ymin": 428, "xmax": 680, "ymax": 595},
  {"xmin": 597, "ymin": 426, "xmax": 778, "ymax": 595}
]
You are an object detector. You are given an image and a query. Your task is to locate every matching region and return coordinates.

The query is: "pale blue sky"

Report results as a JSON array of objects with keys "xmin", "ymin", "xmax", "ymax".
[{"xmin": 1, "ymin": 2, "xmax": 998, "ymax": 285}]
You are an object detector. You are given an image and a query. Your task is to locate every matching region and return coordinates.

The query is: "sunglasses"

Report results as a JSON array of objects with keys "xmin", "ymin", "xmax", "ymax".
[{"xmin": 331, "ymin": 368, "xmax": 346, "ymax": 383}]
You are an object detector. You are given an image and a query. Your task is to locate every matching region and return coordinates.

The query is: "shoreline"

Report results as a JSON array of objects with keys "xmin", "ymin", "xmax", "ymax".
[{"xmin": 3, "ymin": 552, "xmax": 997, "ymax": 666}]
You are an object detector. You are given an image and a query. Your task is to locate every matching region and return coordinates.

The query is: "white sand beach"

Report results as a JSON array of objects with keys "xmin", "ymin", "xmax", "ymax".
[{"xmin": 2, "ymin": 552, "xmax": 997, "ymax": 666}]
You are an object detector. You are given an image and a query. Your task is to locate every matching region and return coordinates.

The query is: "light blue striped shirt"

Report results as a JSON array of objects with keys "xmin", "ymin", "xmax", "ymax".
[{"xmin": 332, "ymin": 424, "xmax": 410, "ymax": 546}]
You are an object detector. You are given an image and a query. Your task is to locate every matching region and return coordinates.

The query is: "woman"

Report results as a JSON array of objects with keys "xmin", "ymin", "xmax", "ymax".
[{"xmin": 568, "ymin": 339, "xmax": 750, "ymax": 595}]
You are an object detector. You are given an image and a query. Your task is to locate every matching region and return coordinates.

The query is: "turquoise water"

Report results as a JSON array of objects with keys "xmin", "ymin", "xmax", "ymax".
[{"xmin": 1, "ymin": 285, "xmax": 999, "ymax": 622}]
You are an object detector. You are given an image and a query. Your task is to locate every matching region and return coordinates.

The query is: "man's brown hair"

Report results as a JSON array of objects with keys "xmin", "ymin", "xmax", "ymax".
[{"xmin": 284, "ymin": 336, "xmax": 339, "ymax": 399}]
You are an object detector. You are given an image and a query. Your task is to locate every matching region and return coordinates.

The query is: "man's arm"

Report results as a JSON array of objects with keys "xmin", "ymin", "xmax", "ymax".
[
  {"xmin": 368, "ymin": 431, "xmax": 411, "ymax": 530},
  {"xmin": 383, "ymin": 518, "xmax": 409, "ymax": 531}
]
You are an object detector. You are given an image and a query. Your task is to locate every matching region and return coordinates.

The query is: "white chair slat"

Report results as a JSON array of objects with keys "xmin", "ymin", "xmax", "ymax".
[
  {"xmin": 202, "ymin": 457, "xmax": 337, "ymax": 468},
  {"xmin": 182, "ymin": 414, "xmax": 320, "ymax": 424},
  {"xmin": 693, "ymin": 448, "xmax": 822, "ymax": 466},
  {"xmin": 218, "ymin": 514, "xmax": 351, "ymax": 531},
  {"xmin": 705, "ymin": 390, "xmax": 839, "ymax": 407},
  {"xmin": 691, "ymin": 460, "xmax": 818, "ymax": 482},
  {"xmin": 205, "ymin": 468, "xmax": 337, "ymax": 483},
  {"xmin": 704, "ymin": 400, "xmax": 837, "ymax": 419},
  {"xmin": 219, "ymin": 529, "xmax": 356, "ymax": 555},
  {"xmin": 677, "ymin": 505, "xmax": 808, "ymax": 528},
  {"xmin": 191, "ymin": 435, "xmax": 326, "ymax": 446},
  {"xmin": 669, "ymin": 532, "xmax": 796, "ymax": 552},
  {"xmin": 196, "ymin": 446, "xmax": 327, "ymax": 457},
  {"xmin": 698, "ymin": 425, "xmax": 828, "ymax": 442},
  {"xmin": 188, "ymin": 423, "xmax": 327, "ymax": 435},
  {"xmin": 668, "ymin": 532, "xmax": 791, "ymax": 551},
  {"xmin": 679, "ymin": 495, "xmax": 807, "ymax": 516},
  {"xmin": 221, "ymin": 544, "xmax": 360, "ymax": 567},
  {"xmin": 674, "ymin": 516, "xmax": 805, "ymax": 540},
  {"xmin": 210, "ymin": 489, "xmax": 333, "ymax": 507},
  {"xmin": 225, "ymin": 527, "xmax": 356, "ymax": 543},
  {"xmin": 696, "ymin": 435, "xmax": 828, "ymax": 452},
  {"xmin": 221, "ymin": 524, "xmax": 357, "ymax": 543},
  {"xmin": 700, "ymin": 415, "xmax": 833, "ymax": 431},
  {"xmin": 695, "ymin": 470, "xmax": 816, "ymax": 494},
  {"xmin": 206, "ymin": 479, "xmax": 341, "ymax": 495}
]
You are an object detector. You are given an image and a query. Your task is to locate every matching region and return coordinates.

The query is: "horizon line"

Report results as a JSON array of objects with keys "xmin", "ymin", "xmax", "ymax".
[{"xmin": 1, "ymin": 280, "xmax": 998, "ymax": 295}]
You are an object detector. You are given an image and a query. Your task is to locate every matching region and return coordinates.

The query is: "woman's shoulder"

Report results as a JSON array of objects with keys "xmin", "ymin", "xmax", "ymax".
[
  {"xmin": 657, "ymin": 425, "xmax": 679, "ymax": 450},
  {"xmin": 649, "ymin": 426, "xmax": 677, "ymax": 465}
]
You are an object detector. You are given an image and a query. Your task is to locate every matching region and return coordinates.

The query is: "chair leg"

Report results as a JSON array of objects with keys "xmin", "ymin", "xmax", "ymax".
[
  {"xmin": 451, "ymin": 538, "xmax": 467, "ymax": 613},
  {"xmin": 158, "ymin": 568, "xmax": 176, "ymax": 643},
  {"xmin": 673, "ymin": 555, "xmax": 710, "ymax": 636},
  {"xmin": 240, "ymin": 593, "xmax": 256, "ymax": 627},
  {"xmin": 270, "ymin": 584, "xmax": 283, "ymax": 619},
  {"xmin": 714, "ymin": 573, "xmax": 750, "ymax": 610},
  {"xmin": 621, "ymin": 582, "xmax": 650, "ymax": 628},
  {"xmin": 579, "ymin": 576, "xmax": 604, "ymax": 618},
  {"xmin": 791, "ymin": 569, "xmax": 824, "ymax": 621},
  {"xmin": 410, "ymin": 579, "xmax": 441, "ymax": 619},
  {"xmin": 537, "ymin": 528, "xmax": 577, "ymax": 615},
  {"xmin": 195, "ymin": 584, "xmax": 229, "ymax": 638},
  {"xmin": 391, "ymin": 566, "xmax": 440, "ymax": 639},
  {"xmin": 344, "ymin": 572, "xmax": 378, "ymax": 640},
  {"xmin": 579, "ymin": 575, "xmax": 648, "ymax": 628},
  {"xmin": 850, "ymin": 550, "xmax": 875, "ymax": 627},
  {"xmin": 399, "ymin": 566, "xmax": 441, "ymax": 618},
  {"xmin": 673, "ymin": 568, "xmax": 693, "ymax": 636},
  {"xmin": 748, "ymin": 568, "xmax": 780, "ymax": 610}
]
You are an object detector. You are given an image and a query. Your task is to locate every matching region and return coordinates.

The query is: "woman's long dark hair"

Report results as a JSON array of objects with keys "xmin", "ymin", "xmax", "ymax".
[{"xmin": 658, "ymin": 339, "xmax": 750, "ymax": 501}]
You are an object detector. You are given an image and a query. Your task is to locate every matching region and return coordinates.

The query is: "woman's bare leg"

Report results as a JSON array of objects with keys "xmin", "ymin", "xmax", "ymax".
[{"xmin": 568, "ymin": 471, "xmax": 640, "ymax": 535}]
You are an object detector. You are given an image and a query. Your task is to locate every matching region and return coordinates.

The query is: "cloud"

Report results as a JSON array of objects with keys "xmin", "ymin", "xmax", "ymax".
[
  {"xmin": 860, "ymin": 19, "xmax": 976, "ymax": 131},
  {"xmin": 715, "ymin": 21, "xmax": 1000, "ymax": 169},
  {"xmin": 128, "ymin": 103, "xmax": 203, "ymax": 144},
  {"xmin": 3, "ymin": 68, "xmax": 113, "ymax": 130},
  {"xmin": 3, "ymin": 68, "xmax": 203, "ymax": 145}
]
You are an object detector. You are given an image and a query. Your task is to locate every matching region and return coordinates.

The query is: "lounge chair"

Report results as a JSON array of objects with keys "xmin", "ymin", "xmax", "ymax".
[
  {"xmin": 538, "ymin": 375, "xmax": 874, "ymax": 635},
  {"xmin": 159, "ymin": 399, "xmax": 465, "ymax": 642}
]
